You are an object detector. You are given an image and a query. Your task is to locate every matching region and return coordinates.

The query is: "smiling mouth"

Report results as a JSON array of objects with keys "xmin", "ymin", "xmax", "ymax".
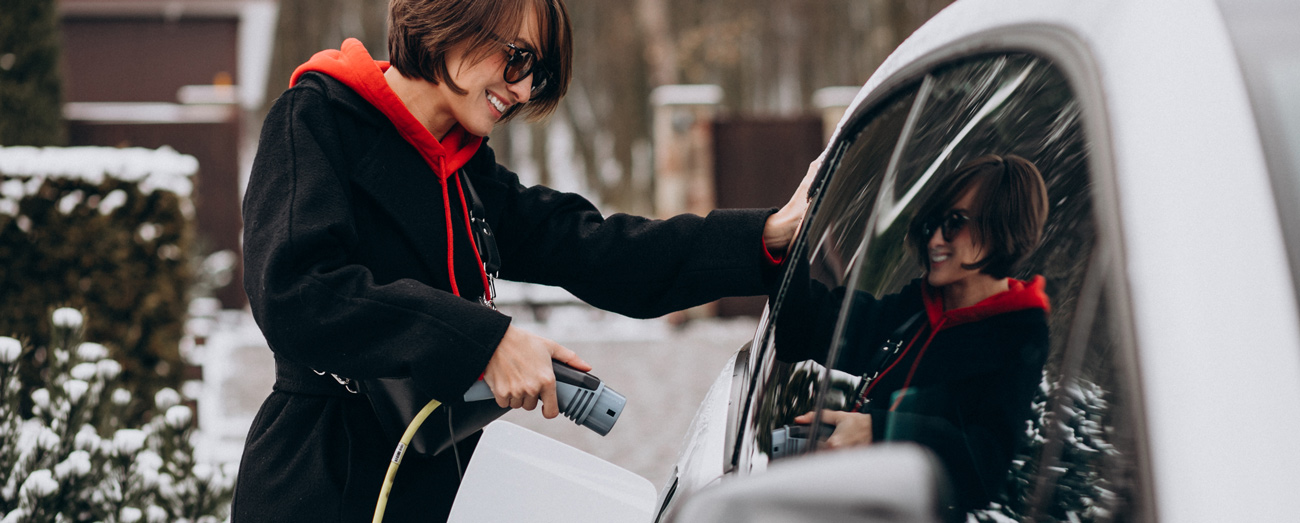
[
  {"xmin": 930, "ymin": 253, "xmax": 950, "ymax": 263},
  {"xmin": 487, "ymin": 92, "xmax": 508, "ymax": 114}
]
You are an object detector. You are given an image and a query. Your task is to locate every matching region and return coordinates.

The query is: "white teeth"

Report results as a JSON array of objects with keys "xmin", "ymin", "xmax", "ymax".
[
  {"xmin": 931, "ymin": 254, "xmax": 950, "ymax": 263},
  {"xmin": 487, "ymin": 93, "xmax": 507, "ymax": 114}
]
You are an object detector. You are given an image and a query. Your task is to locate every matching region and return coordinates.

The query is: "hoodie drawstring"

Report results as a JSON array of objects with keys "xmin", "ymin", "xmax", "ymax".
[
  {"xmin": 891, "ymin": 317, "xmax": 946, "ymax": 411},
  {"xmin": 438, "ymin": 158, "xmax": 462, "ymax": 297},
  {"xmin": 453, "ymin": 173, "xmax": 494, "ymax": 303}
]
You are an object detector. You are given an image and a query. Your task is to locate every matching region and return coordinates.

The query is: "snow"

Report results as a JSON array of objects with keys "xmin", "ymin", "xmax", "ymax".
[
  {"xmin": 18, "ymin": 469, "xmax": 57, "ymax": 498},
  {"xmin": 63, "ymin": 379, "xmax": 89, "ymax": 403},
  {"xmin": 54, "ymin": 450, "xmax": 92, "ymax": 479},
  {"xmin": 0, "ymin": 337, "xmax": 18, "ymax": 364},
  {"xmin": 77, "ymin": 342, "xmax": 109, "ymax": 362},
  {"xmin": 30, "ymin": 388, "xmax": 49, "ymax": 410},
  {"xmin": 0, "ymin": 146, "xmax": 198, "ymax": 197},
  {"xmin": 70, "ymin": 362, "xmax": 98, "ymax": 381},
  {"xmin": 112, "ymin": 429, "xmax": 147, "ymax": 455},
  {"xmin": 51, "ymin": 308, "xmax": 83, "ymax": 330},
  {"xmin": 96, "ymin": 359, "xmax": 122, "ymax": 381},
  {"xmin": 165, "ymin": 405, "xmax": 193, "ymax": 429},
  {"xmin": 154, "ymin": 388, "xmax": 181, "ymax": 411}
]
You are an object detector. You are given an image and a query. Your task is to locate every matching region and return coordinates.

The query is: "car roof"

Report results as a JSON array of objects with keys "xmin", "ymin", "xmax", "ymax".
[{"xmin": 829, "ymin": 1, "xmax": 1300, "ymax": 521}]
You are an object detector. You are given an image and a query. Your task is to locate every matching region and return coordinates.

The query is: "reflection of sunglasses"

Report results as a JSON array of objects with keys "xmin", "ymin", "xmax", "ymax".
[
  {"xmin": 922, "ymin": 211, "xmax": 971, "ymax": 243},
  {"xmin": 500, "ymin": 41, "xmax": 549, "ymax": 95}
]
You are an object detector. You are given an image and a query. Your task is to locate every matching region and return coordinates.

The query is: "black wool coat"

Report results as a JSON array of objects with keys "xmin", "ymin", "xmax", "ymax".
[{"xmin": 234, "ymin": 72, "xmax": 778, "ymax": 522}]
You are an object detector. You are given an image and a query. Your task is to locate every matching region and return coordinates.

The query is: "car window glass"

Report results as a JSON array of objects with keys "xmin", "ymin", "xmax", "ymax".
[
  {"xmin": 800, "ymin": 53, "xmax": 1104, "ymax": 517},
  {"xmin": 733, "ymin": 86, "xmax": 918, "ymax": 473}
]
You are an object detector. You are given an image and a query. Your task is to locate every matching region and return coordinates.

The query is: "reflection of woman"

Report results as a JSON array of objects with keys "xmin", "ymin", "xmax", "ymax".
[
  {"xmin": 236, "ymin": 0, "xmax": 813, "ymax": 520},
  {"xmin": 796, "ymin": 154, "xmax": 1050, "ymax": 512}
]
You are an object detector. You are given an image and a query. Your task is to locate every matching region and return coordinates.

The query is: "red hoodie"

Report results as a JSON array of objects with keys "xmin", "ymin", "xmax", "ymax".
[{"xmin": 289, "ymin": 39, "xmax": 492, "ymax": 300}]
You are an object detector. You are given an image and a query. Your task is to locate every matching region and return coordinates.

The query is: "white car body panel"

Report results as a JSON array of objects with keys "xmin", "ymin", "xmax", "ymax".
[
  {"xmin": 448, "ymin": 420, "xmax": 657, "ymax": 523},
  {"xmin": 662, "ymin": 350, "xmax": 740, "ymax": 501}
]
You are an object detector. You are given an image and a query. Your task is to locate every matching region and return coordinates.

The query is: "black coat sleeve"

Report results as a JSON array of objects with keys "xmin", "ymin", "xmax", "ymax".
[
  {"xmin": 467, "ymin": 150, "xmax": 779, "ymax": 319},
  {"xmin": 242, "ymin": 86, "xmax": 508, "ymax": 401}
]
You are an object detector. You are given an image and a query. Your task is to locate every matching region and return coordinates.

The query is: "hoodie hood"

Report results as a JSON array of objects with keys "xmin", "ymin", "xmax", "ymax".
[
  {"xmin": 290, "ymin": 38, "xmax": 481, "ymax": 179},
  {"xmin": 921, "ymin": 275, "xmax": 1050, "ymax": 331},
  {"xmin": 289, "ymin": 39, "xmax": 491, "ymax": 300}
]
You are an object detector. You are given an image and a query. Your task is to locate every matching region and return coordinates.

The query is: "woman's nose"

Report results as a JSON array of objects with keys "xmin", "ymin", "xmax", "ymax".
[
  {"xmin": 508, "ymin": 76, "xmax": 533, "ymax": 104},
  {"xmin": 928, "ymin": 227, "xmax": 946, "ymax": 247}
]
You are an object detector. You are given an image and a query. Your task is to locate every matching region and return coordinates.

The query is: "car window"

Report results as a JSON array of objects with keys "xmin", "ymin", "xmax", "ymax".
[
  {"xmin": 735, "ymin": 50, "xmax": 1149, "ymax": 520},
  {"xmin": 819, "ymin": 53, "xmax": 1097, "ymax": 516}
]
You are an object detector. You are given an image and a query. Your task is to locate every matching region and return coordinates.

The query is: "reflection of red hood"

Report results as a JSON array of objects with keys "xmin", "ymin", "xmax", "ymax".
[
  {"xmin": 864, "ymin": 276, "xmax": 1051, "ymax": 412},
  {"xmin": 289, "ymin": 39, "xmax": 490, "ymax": 299},
  {"xmin": 922, "ymin": 275, "xmax": 1050, "ymax": 330},
  {"xmin": 290, "ymin": 38, "xmax": 481, "ymax": 178}
]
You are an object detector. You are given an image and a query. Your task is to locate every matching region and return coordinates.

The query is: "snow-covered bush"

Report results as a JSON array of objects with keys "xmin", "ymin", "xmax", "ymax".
[
  {"xmin": 0, "ymin": 308, "xmax": 234, "ymax": 522},
  {"xmin": 0, "ymin": 145, "xmax": 198, "ymax": 424},
  {"xmin": 970, "ymin": 371, "xmax": 1125, "ymax": 522}
]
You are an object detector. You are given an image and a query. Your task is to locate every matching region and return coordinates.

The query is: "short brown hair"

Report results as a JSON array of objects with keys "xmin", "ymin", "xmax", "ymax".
[
  {"xmin": 387, "ymin": 0, "xmax": 571, "ymax": 122},
  {"xmin": 907, "ymin": 154, "xmax": 1049, "ymax": 279}
]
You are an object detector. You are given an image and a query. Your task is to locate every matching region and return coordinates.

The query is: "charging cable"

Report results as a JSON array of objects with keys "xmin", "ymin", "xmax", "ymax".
[
  {"xmin": 373, "ymin": 396, "xmax": 442, "ymax": 523},
  {"xmin": 372, "ymin": 361, "xmax": 626, "ymax": 522}
]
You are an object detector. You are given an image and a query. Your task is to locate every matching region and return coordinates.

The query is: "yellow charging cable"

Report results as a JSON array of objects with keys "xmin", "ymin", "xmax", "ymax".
[{"xmin": 373, "ymin": 397, "xmax": 443, "ymax": 523}]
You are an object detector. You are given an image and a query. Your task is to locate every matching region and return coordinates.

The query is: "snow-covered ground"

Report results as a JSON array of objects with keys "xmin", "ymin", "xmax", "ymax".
[{"xmin": 192, "ymin": 280, "xmax": 759, "ymax": 487}]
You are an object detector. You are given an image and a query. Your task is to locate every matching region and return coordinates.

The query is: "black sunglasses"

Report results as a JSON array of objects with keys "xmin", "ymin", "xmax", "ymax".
[
  {"xmin": 500, "ymin": 42, "xmax": 549, "ymax": 95},
  {"xmin": 922, "ymin": 211, "xmax": 972, "ymax": 243}
]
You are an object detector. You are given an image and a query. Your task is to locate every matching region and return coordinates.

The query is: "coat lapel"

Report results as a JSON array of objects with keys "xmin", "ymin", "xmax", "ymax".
[{"xmin": 350, "ymin": 131, "xmax": 460, "ymax": 280}]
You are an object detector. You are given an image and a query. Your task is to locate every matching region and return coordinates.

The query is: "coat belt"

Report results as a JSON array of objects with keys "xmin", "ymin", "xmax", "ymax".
[{"xmin": 273, "ymin": 355, "xmax": 357, "ymax": 397}]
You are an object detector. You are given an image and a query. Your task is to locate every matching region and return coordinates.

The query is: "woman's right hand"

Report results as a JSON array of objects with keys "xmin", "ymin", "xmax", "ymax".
[
  {"xmin": 483, "ymin": 324, "xmax": 591, "ymax": 419},
  {"xmin": 793, "ymin": 410, "xmax": 874, "ymax": 449}
]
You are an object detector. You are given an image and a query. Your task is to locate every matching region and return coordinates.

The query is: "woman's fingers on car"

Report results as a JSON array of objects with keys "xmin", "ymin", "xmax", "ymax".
[{"xmin": 763, "ymin": 157, "xmax": 823, "ymax": 254}]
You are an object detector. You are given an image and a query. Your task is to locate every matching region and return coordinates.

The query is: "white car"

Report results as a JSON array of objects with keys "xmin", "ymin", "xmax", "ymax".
[{"xmin": 450, "ymin": 0, "xmax": 1300, "ymax": 521}]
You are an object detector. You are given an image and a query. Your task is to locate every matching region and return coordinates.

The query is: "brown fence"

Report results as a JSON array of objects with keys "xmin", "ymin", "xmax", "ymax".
[{"xmin": 711, "ymin": 116, "xmax": 824, "ymax": 317}]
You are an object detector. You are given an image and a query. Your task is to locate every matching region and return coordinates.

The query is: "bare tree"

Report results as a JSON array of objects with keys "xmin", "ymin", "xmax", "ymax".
[
  {"xmin": 261, "ymin": 0, "xmax": 388, "ymax": 116},
  {"xmin": 260, "ymin": 0, "xmax": 953, "ymax": 214}
]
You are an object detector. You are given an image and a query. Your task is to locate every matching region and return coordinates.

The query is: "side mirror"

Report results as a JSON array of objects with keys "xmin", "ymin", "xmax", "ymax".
[{"xmin": 669, "ymin": 443, "xmax": 953, "ymax": 523}]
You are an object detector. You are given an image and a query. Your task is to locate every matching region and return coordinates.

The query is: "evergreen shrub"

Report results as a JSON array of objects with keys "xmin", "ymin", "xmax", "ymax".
[
  {"xmin": 0, "ymin": 146, "xmax": 198, "ymax": 422},
  {"xmin": 0, "ymin": 0, "xmax": 66, "ymax": 146}
]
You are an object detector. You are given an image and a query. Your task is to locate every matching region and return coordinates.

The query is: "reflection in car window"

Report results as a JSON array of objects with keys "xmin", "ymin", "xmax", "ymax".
[
  {"xmin": 734, "ymin": 51, "xmax": 1150, "ymax": 521},
  {"xmin": 1019, "ymin": 274, "xmax": 1148, "ymax": 522},
  {"xmin": 826, "ymin": 53, "xmax": 1096, "ymax": 517}
]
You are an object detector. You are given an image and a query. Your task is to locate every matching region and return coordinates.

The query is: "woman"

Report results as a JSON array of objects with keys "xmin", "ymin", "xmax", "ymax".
[
  {"xmin": 235, "ymin": 0, "xmax": 813, "ymax": 520},
  {"xmin": 791, "ymin": 154, "xmax": 1050, "ymax": 513}
]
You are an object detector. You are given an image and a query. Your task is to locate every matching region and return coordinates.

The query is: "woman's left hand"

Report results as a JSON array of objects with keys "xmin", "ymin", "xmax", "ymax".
[
  {"xmin": 763, "ymin": 157, "xmax": 822, "ymax": 255},
  {"xmin": 794, "ymin": 409, "xmax": 873, "ymax": 449}
]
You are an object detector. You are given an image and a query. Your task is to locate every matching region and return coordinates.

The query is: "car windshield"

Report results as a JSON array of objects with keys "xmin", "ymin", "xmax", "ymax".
[{"xmin": 1218, "ymin": 0, "xmax": 1300, "ymax": 300}]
